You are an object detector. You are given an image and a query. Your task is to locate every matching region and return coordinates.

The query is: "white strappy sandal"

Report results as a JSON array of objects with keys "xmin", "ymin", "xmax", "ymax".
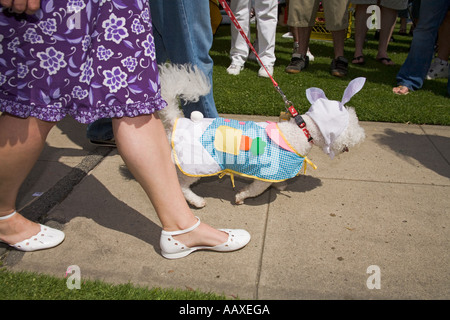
[
  {"xmin": 0, "ymin": 211, "xmax": 65, "ymax": 252},
  {"xmin": 160, "ymin": 217, "xmax": 251, "ymax": 259}
]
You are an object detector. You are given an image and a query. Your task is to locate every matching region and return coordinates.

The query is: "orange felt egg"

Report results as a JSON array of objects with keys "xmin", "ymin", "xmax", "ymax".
[{"xmin": 240, "ymin": 135, "xmax": 252, "ymax": 151}]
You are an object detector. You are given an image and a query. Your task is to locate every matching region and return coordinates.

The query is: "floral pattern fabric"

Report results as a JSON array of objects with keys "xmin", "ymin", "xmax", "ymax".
[{"xmin": 0, "ymin": 0, "xmax": 166, "ymax": 123}]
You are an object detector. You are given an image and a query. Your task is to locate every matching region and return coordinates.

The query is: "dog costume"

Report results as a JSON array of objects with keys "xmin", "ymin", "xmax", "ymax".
[{"xmin": 172, "ymin": 117, "xmax": 316, "ymax": 186}]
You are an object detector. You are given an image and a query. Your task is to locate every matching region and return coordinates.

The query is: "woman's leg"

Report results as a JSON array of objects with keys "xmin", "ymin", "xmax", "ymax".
[
  {"xmin": 112, "ymin": 114, "xmax": 228, "ymax": 247},
  {"xmin": 376, "ymin": 6, "xmax": 397, "ymax": 65},
  {"xmin": 352, "ymin": 5, "xmax": 369, "ymax": 63},
  {"xmin": 0, "ymin": 114, "xmax": 56, "ymax": 244}
]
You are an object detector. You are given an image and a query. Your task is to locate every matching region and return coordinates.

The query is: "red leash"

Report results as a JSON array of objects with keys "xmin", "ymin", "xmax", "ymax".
[{"xmin": 218, "ymin": 0, "xmax": 313, "ymax": 142}]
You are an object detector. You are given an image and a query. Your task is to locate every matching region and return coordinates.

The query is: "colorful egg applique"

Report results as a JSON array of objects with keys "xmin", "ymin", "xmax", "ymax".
[{"xmin": 250, "ymin": 137, "xmax": 267, "ymax": 156}]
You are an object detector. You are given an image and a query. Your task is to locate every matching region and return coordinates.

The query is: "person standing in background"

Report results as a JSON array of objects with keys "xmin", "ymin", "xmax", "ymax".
[
  {"xmin": 226, "ymin": 0, "xmax": 278, "ymax": 78},
  {"xmin": 285, "ymin": 0, "xmax": 350, "ymax": 77}
]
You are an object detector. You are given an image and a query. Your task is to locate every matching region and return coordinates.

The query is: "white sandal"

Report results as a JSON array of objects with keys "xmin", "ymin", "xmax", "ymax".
[
  {"xmin": 0, "ymin": 211, "xmax": 65, "ymax": 252},
  {"xmin": 160, "ymin": 217, "xmax": 251, "ymax": 259}
]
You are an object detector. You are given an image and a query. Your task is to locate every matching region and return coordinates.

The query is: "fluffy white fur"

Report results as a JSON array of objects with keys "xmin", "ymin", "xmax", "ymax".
[
  {"xmin": 158, "ymin": 63, "xmax": 211, "ymax": 137},
  {"xmin": 158, "ymin": 64, "xmax": 365, "ymax": 208}
]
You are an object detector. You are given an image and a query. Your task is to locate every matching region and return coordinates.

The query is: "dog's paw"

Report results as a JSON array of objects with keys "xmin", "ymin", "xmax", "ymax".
[
  {"xmin": 235, "ymin": 194, "xmax": 245, "ymax": 205},
  {"xmin": 189, "ymin": 198, "xmax": 206, "ymax": 208}
]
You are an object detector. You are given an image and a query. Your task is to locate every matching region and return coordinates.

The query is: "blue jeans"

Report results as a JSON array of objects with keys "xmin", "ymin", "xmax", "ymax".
[
  {"xmin": 86, "ymin": 118, "xmax": 114, "ymax": 141},
  {"xmin": 151, "ymin": 0, "xmax": 218, "ymax": 118},
  {"xmin": 396, "ymin": 0, "xmax": 450, "ymax": 95},
  {"xmin": 87, "ymin": 0, "xmax": 218, "ymax": 140}
]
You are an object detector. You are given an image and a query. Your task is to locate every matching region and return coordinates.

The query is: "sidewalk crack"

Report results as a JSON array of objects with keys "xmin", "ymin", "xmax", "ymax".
[
  {"xmin": 254, "ymin": 189, "xmax": 271, "ymax": 300},
  {"xmin": 19, "ymin": 147, "xmax": 114, "ymax": 224}
]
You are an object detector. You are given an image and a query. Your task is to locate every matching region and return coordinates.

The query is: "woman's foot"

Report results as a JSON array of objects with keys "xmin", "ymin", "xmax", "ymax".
[
  {"xmin": 393, "ymin": 85, "xmax": 410, "ymax": 95},
  {"xmin": 160, "ymin": 217, "xmax": 251, "ymax": 259},
  {"xmin": 0, "ymin": 211, "xmax": 41, "ymax": 245},
  {"xmin": 0, "ymin": 211, "xmax": 65, "ymax": 251},
  {"xmin": 377, "ymin": 56, "xmax": 394, "ymax": 66},
  {"xmin": 173, "ymin": 222, "xmax": 229, "ymax": 248},
  {"xmin": 351, "ymin": 55, "xmax": 365, "ymax": 65}
]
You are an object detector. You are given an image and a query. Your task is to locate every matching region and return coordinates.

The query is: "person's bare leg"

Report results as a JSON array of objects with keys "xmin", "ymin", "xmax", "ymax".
[
  {"xmin": 353, "ymin": 4, "xmax": 369, "ymax": 63},
  {"xmin": 293, "ymin": 26, "xmax": 312, "ymax": 55},
  {"xmin": 291, "ymin": 26, "xmax": 300, "ymax": 51},
  {"xmin": 399, "ymin": 17, "xmax": 407, "ymax": 34},
  {"xmin": 376, "ymin": 6, "xmax": 397, "ymax": 65},
  {"xmin": 437, "ymin": 11, "xmax": 450, "ymax": 61},
  {"xmin": 112, "ymin": 114, "xmax": 228, "ymax": 247},
  {"xmin": 0, "ymin": 114, "xmax": 56, "ymax": 244},
  {"xmin": 331, "ymin": 29, "xmax": 346, "ymax": 58}
]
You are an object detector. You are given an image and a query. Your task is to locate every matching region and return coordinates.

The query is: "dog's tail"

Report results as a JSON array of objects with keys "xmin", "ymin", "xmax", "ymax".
[{"xmin": 158, "ymin": 63, "xmax": 211, "ymax": 131}]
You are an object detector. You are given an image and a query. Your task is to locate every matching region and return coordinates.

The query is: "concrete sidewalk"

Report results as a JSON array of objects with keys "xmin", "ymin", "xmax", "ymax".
[{"xmin": 1, "ymin": 115, "xmax": 449, "ymax": 299}]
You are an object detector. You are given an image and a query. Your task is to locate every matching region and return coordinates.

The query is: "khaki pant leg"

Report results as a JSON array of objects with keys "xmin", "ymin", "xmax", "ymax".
[
  {"xmin": 322, "ymin": 0, "xmax": 350, "ymax": 31},
  {"xmin": 287, "ymin": 0, "xmax": 321, "ymax": 27}
]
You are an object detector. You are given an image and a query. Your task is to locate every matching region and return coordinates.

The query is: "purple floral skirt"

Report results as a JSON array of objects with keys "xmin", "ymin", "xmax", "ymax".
[{"xmin": 0, "ymin": 0, "xmax": 166, "ymax": 123}]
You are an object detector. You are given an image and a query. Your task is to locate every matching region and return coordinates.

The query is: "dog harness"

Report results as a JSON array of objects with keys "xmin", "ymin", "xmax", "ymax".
[{"xmin": 171, "ymin": 117, "xmax": 316, "ymax": 186}]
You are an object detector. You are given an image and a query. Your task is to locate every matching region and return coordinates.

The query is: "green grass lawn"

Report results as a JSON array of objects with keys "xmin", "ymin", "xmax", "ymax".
[
  {"xmin": 211, "ymin": 23, "xmax": 449, "ymax": 125},
  {"xmin": 0, "ymin": 267, "xmax": 227, "ymax": 300}
]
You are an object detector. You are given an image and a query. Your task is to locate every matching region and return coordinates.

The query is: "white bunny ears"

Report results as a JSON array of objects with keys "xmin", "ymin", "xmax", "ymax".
[{"xmin": 305, "ymin": 77, "xmax": 366, "ymax": 158}]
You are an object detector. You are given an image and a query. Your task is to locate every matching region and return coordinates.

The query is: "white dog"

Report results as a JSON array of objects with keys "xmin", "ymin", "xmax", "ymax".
[{"xmin": 158, "ymin": 64, "xmax": 366, "ymax": 208}]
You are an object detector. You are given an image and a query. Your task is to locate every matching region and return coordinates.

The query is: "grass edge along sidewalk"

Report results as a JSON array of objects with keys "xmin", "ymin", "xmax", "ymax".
[{"xmin": 0, "ymin": 267, "xmax": 229, "ymax": 300}]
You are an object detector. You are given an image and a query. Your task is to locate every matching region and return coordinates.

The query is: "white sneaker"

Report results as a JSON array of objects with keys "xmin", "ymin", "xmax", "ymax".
[
  {"xmin": 307, "ymin": 48, "xmax": 315, "ymax": 62},
  {"xmin": 258, "ymin": 65, "xmax": 273, "ymax": 78},
  {"xmin": 426, "ymin": 58, "xmax": 449, "ymax": 80},
  {"xmin": 227, "ymin": 64, "xmax": 244, "ymax": 75}
]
